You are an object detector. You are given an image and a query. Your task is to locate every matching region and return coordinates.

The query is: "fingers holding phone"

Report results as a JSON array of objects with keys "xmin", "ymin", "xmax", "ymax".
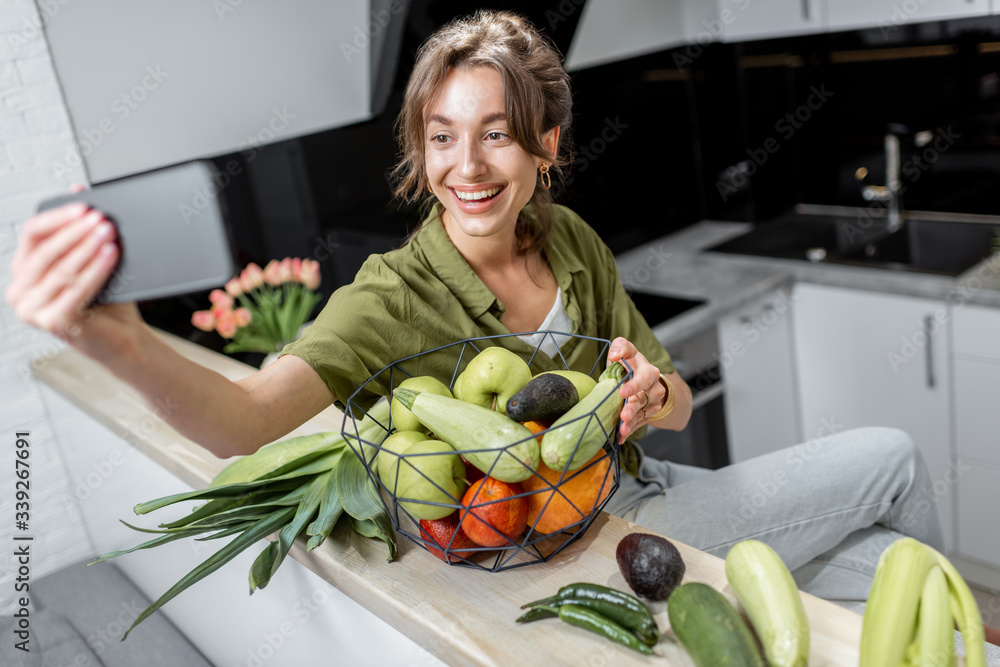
[{"xmin": 6, "ymin": 197, "xmax": 123, "ymax": 339}]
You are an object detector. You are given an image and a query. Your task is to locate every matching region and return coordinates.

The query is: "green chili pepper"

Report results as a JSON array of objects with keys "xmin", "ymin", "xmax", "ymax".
[
  {"xmin": 556, "ymin": 603, "xmax": 655, "ymax": 655},
  {"xmin": 515, "ymin": 607, "xmax": 557, "ymax": 623},
  {"xmin": 522, "ymin": 583, "xmax": 659, "ymax": 646}
]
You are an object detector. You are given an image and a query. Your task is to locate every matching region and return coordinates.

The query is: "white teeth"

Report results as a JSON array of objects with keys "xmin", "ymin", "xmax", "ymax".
[{"xmin": 455, "ymin": 186, "xmax": 501, "ymax": 201}]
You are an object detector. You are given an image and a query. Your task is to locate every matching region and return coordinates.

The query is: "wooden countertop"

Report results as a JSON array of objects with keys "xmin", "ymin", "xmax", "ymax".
[{"xmin": 34, "ymin": 330, "xmax": 863, "ymax": 666}]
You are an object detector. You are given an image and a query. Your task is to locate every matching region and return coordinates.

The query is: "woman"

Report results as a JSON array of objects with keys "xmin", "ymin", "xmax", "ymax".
[{"xmin": 6, "ymin": 10, "xmax": 943, "ymax": 608}]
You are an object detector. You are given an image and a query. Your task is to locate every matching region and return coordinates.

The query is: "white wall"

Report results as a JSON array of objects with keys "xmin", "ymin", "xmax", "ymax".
[
  {"xmin": 0, "ymin": 10, "xmax": 441, "ymax": 664},
  {"xmin": 0, "ymin": 0, "xmax": 95, "ymax": 607}
]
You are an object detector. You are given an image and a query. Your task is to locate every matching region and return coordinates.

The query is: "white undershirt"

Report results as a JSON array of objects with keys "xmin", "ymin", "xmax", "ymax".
[{"xmin": 516, "ymin": 287, "xmax": 573, "ymax": 358}]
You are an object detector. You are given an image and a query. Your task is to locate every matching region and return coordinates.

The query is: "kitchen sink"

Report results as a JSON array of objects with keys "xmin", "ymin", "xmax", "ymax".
[
  {"xmin": 708, "ymin": 212, "xmax": 890, "ymax": 262},
  {"xmin": 707, "ymin": 208, "xmax": 1000, "ymax": 276},
  {"xmin": 835, "ymin": 218, "xmax": 1000, "ymax": 275}
]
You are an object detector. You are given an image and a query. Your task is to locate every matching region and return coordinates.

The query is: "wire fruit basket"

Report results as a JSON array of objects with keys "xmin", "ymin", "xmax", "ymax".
[{"xmin": 340, "ymin": 332, "xmax": 632, "ymax": 572}]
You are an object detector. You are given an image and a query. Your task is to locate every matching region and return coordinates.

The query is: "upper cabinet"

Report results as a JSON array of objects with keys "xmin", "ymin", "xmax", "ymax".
[
  {"xmin": 564, "ymin": 0, "xmax": 687, "ymax": 71},
  {"xmin": 826, "ymin": 0, "xmax": 991, "ymax": 31},
  {"xmin": 717, "ymin": 0, "xmax": 826, "ymax": 42}
]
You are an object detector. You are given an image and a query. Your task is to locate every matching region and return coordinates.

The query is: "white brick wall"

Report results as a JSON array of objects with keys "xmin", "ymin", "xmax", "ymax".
[{"xmin": 0, "ymin": 0, "xmax": 95, "ymax": 612}]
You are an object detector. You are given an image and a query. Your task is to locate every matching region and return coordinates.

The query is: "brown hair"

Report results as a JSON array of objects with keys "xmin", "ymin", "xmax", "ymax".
[{"xmin": 392, "ymin": 10, "xmax": 573, "ymax": 255}]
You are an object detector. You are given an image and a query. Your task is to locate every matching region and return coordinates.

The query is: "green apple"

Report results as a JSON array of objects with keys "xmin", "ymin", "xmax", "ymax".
[
  {"xmin": 390, "ymin": 376, "xmax": 452, "ymax": 432},
  {"xmin": 377, "ymin": 430, "xmax": 430, "ymax": 486},
  {"xmin": 537, "ymin": 370, "xmax": 598, "ymax": 400},
  {"xmin": 452, "ymin": 370, "xmax": 467, "ymax": 401},
  {"xmin": 393, "ymin": 440, "xmax": 467, "ymax": 521},
  {"xmin": 460, "ymin": 347, "xmax": 532, "ymax": 414}
]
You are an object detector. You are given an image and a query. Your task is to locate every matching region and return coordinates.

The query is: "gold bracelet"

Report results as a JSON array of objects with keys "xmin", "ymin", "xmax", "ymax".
[{"xmin": 647, "ymin": 374, "xmax": 675, "ymax": 421}]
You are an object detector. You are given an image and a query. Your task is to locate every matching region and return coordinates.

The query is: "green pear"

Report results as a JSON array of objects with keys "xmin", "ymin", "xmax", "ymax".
[
  {"xmin": 390, "ymin": 376, "xmax": 452, "ymax": 432},
  {"xmin": 376, "ymin": 430, "xmax": 430, "ymax": 486},
  {"xmin": 537, "ymin": 370, "xmax": 598, "ymax": 400},
  {"xmin": 393, "ymin": 440, "xmax": 467, "ymax": 521},
  {"xmin": 460, "ymin": 347, "xmax": 532, "ymax": 414}
]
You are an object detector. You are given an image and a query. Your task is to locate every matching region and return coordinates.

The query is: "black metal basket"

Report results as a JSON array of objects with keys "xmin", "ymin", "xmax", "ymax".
[{"xmin": 340, "ymin": 332, "xmax": 632, "ymax": 572}]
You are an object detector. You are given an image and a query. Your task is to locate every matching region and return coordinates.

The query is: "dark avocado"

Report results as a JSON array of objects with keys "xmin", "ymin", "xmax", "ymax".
[
  {"xmin": 616, "ymin": 533, "xmax": 685, "ymax": 601},
  {"xmin": 505, "ymin": 373, "xmax": 579, "ymax": 424}
]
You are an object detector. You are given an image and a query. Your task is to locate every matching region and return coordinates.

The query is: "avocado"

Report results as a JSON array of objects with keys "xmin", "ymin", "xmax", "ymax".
[
  {"xmin": 505, "ymin": 373, "xmax": 579, "ymax": 424},
  {"xmin": 538, "ymin": 370, "xmax": 597, "ymax": 400},
  {"xmin": 616, "ymin": 532, "xmax": 686, "ymax": 601}
]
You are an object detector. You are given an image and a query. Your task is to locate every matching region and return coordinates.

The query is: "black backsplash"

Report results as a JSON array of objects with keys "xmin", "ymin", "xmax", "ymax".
[{"xmin": 141, "ymin": 7, "xmax": 1000, "ymax": 342}]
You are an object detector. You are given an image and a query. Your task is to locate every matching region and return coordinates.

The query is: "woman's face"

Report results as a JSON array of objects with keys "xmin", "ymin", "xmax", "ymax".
[{"xmin": 424, "ymin": 66, "xmax": 557, "ymax": 244}]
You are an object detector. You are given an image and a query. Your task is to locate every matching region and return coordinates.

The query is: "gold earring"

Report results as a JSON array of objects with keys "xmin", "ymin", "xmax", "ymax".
[{"xmin": 539, "ymin": 163, "xmax": 551, "ymax": 190}]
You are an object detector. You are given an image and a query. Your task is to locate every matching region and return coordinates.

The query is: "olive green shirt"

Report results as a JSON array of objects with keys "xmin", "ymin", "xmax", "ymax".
[{"xmin": 281, "ymin": 204, "xmax": 674, "ymax": 413}]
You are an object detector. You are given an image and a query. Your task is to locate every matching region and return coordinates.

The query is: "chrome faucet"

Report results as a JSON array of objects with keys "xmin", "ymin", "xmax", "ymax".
[{"xmin": 860, "ymin": 133, "xmax": 903, "ymax": 232}]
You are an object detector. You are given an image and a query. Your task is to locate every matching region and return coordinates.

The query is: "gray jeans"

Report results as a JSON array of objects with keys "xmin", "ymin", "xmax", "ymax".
[{"xmin": 605, "ymin": 426, "xmax": 946, "ymax": 608}]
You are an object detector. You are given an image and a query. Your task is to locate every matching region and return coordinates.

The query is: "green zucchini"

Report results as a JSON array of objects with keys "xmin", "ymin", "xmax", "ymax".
[
  {"xmin": 392, "ymin": 389, "xmax": 539, "ymax": 483},
  {"xmin": 540, "ymin": 363, "xmax": 626, "ymax": 471},
  {"xmin": 725, "ymin": 540, "xmax": 810, "ymax": 667},
  {"xmin": 667, "ymin": 582, "xmax": 765, "ymax": 667}
]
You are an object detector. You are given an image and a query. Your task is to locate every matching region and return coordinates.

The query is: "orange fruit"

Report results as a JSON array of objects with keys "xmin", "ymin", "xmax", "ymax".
[
  {"xmin": 521, "ymin": 420, "xmax": 548, "ymax": 443},
  {"xmin": 522, "ymin": 450, "xmax": 613, "ymax": 534},
  {"xmin": 418, "ymin": 512, "xmax": 479, "ymax": 563},
  {"xmin": 459, "ymin": 477, "xmax": 528, "ymax": 547}
]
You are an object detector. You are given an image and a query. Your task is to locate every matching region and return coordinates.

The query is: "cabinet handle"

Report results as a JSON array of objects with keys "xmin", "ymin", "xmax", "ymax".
[
  {"xmin": 801, "ymin": 0, "xmax": 810, "ymax": 20},
  {"xmin": 923, "ymin": 316, "xmax": 936, "ymax": 389}
]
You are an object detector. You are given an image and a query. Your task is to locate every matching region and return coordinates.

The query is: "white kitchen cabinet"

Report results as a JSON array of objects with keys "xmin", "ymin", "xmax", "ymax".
[
  {"xmin": 718, "ymin": 286, "xmax": 801, "ymax": 462},
  {"xmin": 955, "ymin": 463, "xmax": 1000, "ymax": 568},
  {"xmin": 827, "ymin": 0, "xmax": 989, "ymax": 32},
  {"xmin": 792, "ymin": 283, "xmax": 955, "ymax": 550},
  {"xmin": 716, "ymin": 0, "xmax": 826, "ymax": 42},
  {"xmin": 952, "ymin": 304, "xmax": 1000, "ymax": 569}
]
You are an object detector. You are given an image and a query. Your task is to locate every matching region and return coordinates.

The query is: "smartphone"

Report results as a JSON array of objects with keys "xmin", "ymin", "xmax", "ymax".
[{"xmin": 37, "ymin": 160, "xmax": 236, "ymax": 304}]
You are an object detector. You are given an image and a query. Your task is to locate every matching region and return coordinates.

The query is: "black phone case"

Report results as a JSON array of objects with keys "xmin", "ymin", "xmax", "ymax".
[{"xmin": 37, "ymin": 161, "xmax": 236, "ymax": 304}]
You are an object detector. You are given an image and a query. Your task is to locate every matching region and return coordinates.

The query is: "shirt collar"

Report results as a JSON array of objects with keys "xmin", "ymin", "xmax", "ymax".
[
  {"xmin": 413, "ymin": 204, "xmax": 588, "ymax": 319},
  {"xmin": 413, "ymin": 206, "xmax": 501, "ymax": 320}
]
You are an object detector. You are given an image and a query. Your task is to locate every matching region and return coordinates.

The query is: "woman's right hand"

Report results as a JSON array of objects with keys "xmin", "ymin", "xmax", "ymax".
[{"xmin": 5, "ymin": 186, "xmax": 141, "ymax": 357}]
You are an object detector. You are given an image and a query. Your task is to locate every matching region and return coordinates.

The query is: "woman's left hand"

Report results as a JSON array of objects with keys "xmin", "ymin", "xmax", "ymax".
[{"xmin": 607, "ymin": 336, "xmax": 667, "ymax": 440}]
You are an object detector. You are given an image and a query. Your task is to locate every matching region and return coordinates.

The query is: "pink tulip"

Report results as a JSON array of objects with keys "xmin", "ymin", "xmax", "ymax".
[
  {"xmin": 215, "ymin": 310, "xmax": 237, "ymax": 339},
  {"xmin": 278, "ymin": 257, "xmax": 294, "ymax": 284},
  {"xmin": 263, "ymin": 259, "xmax": 283, "ymax": 286},
  {"xmin": 245, "ymin": 262, "xmax": 265, "ymax": 289},
  {"xmin": 291, "ymin": 258, "xmax": 303, "ymax": 283},
  {"xmin": 300, "ymin": 259, "xmax": 321, "ymax": 291},
  {"xmin": 233, "ymin": 307, "xmax": 252, "ymax": 327},
  {"xmin": 191, "ymin": 310, "xmax": 215, "ymax": 332},
  {"xmin": 225, "ymin": 278, "xmax": 243, "ymax": 298},
  {"xmin": 208, "ymin": 289, "xmax": 234, "ymax": 310}
]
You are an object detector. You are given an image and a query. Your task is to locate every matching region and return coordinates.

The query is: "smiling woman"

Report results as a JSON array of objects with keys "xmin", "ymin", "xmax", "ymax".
[{"xmin": 4, "ymin": 8, "xmax": 966, "ymax": 646}]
